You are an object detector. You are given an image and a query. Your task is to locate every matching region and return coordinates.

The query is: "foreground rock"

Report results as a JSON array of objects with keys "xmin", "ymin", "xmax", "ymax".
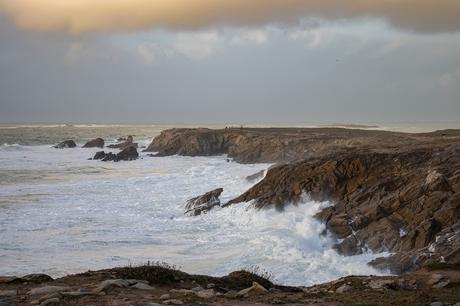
[
  {"xmin": 92, "ymin": 147, "xmax": 139, "ymax": 162},
  {"xmin": 226, "ymin": 148, "xmax": 460, "ymax": 273},
  {"xmin": 185, "ymin": 188, "xmax": 223, "ymax": 216},
  {"xmin": 53, "ymin": 140, "xmax": 76, "ymax": 149},
  {"xmin": 107, "ymin": 135, "xmax": 138, "ymax": 150},
  {"xmin": 82, "ymin": 138, "xmax": 104, "ymax": 148},
  {"xmin": 0, "ymin": 265, "xmax": 458, "ymax": 306}
]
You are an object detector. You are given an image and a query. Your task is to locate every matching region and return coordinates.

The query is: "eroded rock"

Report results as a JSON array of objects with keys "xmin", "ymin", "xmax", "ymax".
[
  {"xmin": 92, "ymin": 147, "xmax": 139, "ymax": 162},
  {"xmin": 83, "ymin": 138, "xmax": 104, "ymax": 148},
  {"xmin": 53, "ymin": 140, "xmax": 76, "ymax": 149},
  {"xmin": 185, "ymin": 188, "xmax": 223, "ymax": 216}
]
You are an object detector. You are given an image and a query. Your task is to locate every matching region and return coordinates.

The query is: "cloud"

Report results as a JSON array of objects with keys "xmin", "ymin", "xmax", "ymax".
[
  {"xmin": 0, "ymin": 0, "xmax": 459, "ymax": 34},
  {"xmin": 173, "ymin": 31, "xmax": 222, "ymax": 60},
  {"xmin": 230, "ymin": 29, "xmax": 270, "ymax": 45}
]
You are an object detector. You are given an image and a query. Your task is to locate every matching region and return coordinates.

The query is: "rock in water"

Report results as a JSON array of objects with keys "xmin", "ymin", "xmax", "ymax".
[
  {"xmin": 53, "ymin": 140, "xmax": 76, "ymax": 149},
  {"xmin": 107, "ymin": 135, "xmax": 138, "ymax": 150},
  {"xmin": 185, "ymin": 188, "xmax": 223, "ymax": 216},
  {"xmin": 116, "ymin": 146, "xmax": 139, "ymax": 161},
  {"xmin": 93, "ymin": 151, "xmax": 106, "ymax": 160},
  {"xmin": 92, "ymin": 147, "xmax": 139, "ymax": 162},
  {"xmin": 83, "ymin": 138, "xmax": 104, "ymax": 148}
]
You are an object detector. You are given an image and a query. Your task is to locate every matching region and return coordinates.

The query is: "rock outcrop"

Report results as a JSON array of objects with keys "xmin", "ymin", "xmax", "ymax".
[
  {"xmin": 145, "ymin": 127, "xmax": 460, "ymax": 272},
  {"xmin": 82, "ymin": 138, "xmax": 104, "ymax": 148},
  {"xmin": 145, "ymin": 128, "xmax": 460, "ymax": 163},
  {"xmin": 53, "ymin": 140, "xmax": 76, "ymax": 149},
  {"xmin": 226, "ymin": 148, "xmax": 460, "ymax": 273},
  {"xmin": 92, "ymin": 147, "xmax": 139, "ymax": 162},
  {"xmin": 1, "ymin": 265, "xmax": 458, "ymax": 306},
  {"xmin": 107, "ymin": 135, "xmax": 138, "ymax": 150},
  {"xmin": 185, "ymin": 188, "xmax": 223, "ymax": 216}
]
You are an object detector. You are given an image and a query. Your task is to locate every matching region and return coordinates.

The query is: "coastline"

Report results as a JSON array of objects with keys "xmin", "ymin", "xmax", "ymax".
[{"xmin": 1, "ymin": 126, "xmax": 459, "ymax": 305}]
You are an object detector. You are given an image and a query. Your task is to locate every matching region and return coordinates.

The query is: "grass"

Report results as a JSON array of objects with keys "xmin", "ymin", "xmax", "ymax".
[{"xmin": 112, "ymin": 261, "xmax": 274, "ymax": 290}]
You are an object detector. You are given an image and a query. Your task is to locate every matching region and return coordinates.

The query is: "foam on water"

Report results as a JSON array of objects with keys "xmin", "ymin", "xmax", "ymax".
[{"xmin": 0, "ymin": 143, "xmax": 387, "ymax": 286}]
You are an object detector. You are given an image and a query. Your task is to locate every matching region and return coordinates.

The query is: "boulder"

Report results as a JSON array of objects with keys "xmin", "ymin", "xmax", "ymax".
[
  {"xmin": 107, "ymin": 135, "xmax": 138, "ymax": 150},
  {"xmin": 93, "ymin": 151, "xmax": 107, "ymax": 160},
  {"xmin": 53, "ymin": 140, "xmax": 76, "ymax": 149},
  {"xmin": 116, "ymin": 146, "xmax": 139, "ymax": 161},
  {"xmin": 91, "ymin": 147, "xmax": 139, "ymax": 162},
  {"xmin": 83, "ymin": 138, "xmax": 104, "ymax": 148},
  {"xmin": 185, "ymin": 188, "xmax": 223, "ymax": 216}
]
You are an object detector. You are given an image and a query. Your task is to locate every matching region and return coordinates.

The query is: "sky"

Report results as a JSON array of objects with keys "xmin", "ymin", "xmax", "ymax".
[{"xmin": 0, "ymin": 0, "xmax": 459, "ymax": 124}]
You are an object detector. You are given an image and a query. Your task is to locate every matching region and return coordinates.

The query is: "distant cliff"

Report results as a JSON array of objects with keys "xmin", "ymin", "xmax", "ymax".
[{"xmin": 145, "ymin": 127, "xmax": 460, "ymax": 163}]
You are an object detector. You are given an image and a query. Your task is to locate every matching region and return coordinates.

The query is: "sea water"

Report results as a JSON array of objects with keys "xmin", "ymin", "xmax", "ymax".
[{"xmin": 0, "ymin": 125, "xmax": 387, "ymax": 286}]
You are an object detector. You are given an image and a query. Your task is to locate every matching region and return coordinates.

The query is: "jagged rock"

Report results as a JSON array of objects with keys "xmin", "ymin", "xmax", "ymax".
[
  {"xmin": 185, "ymin": 188, "xmax": 223, "ymax": 216},
  {"xmin": 92, "ymin": 147, "xmax": 139, "ymax": 162},
  {"xmin": 227, "ymin": 149, "xmax": 460, "ymax": 273},
  {"xmin": 53, "ymin": 140, "xmax": 76, "ymax": 149},
  {"xmin": 107, "ymin": 136, "xmax": 138, "ymax": 150},
  {"xmin": 93, "ymin": 151, "xmax": 106, "ymax": 160},
  {"xmin": 83, "ymin": 138, "xmax": 104, "ymax": 148},
  {"xmin": 116, "ymin": 146, "xmax": 139, "ymax": 161}
]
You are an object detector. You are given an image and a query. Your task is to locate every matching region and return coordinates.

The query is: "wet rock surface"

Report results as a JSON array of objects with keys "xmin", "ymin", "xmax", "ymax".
[
  {"xmin": 92, "ymin": 147, "xmax": 139, "ymax": 162},
  {"xmin": 147, "ymin": 127, "xmax": 460, "ymax": 272},
  {"xmin": 82, "ymin": 138, "xmax": 104, "ymax": 148},
  {"xmin": 185, "ymin": 188, "xmax": 223, "ymax": 216},
  {"xmin": 226, "ymin": 148, "xmax": 460, "ymax": 273},
  {"xmin": 107, "ymin": 135, "xmax": 138, "ymax": 150},
  {"xmin": 53, "ymin": 140, "xmax": 76, "ymax": 149}
]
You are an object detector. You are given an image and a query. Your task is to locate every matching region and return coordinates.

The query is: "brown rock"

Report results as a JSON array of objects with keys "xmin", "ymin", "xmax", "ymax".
[{"xmin": 83, "ymin": 138, "xmax": 104, "ymax": 148}]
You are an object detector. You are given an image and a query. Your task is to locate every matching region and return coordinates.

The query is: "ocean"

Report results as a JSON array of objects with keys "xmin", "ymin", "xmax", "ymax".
[{"xmin": 0, "ymin": 123, "xmax": 429, "ymax": 286}]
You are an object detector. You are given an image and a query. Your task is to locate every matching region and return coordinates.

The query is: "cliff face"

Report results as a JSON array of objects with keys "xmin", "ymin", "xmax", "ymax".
[
  {"xmin": 226, "ymin": 148, "xmax": 460, "ymax": 273},
  {"xmin": 146, "ymin": 127, "xmax": 460, "ymax": 163},
  {"xmin": 147, "ymin": 127, "xmax": 460, "ymax": 273}
]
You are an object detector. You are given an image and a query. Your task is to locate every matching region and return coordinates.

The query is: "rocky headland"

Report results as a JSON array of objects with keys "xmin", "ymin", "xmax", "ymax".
[{"xmin": 148, "ymin": 127, "xmax": 460, "ymax": 275}]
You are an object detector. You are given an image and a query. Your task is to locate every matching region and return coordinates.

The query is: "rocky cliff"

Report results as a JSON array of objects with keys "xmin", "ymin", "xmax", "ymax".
[
  {"xmin": 226, "ymin": 148, "xmax": 460, "ymax": 273},
  {"xmin": 148, "ymin": 127, "xmax": 460, "ymax": 273},
  {"xmin": 145, "ymin": 127, "xmax": 460, "ymax": 163}
]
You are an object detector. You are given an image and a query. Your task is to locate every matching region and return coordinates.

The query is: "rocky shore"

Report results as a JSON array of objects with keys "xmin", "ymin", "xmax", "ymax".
[
  {"xmin": 1, "ymin": 263, "xmax": 459, "ymax": 306},
  {"xmin": 148, "ymin": 128, "xmax": 460, "ymax": 275},
  {"xmin": 8, "ymin": 127, "xmax": 458, "ymax": 305}
]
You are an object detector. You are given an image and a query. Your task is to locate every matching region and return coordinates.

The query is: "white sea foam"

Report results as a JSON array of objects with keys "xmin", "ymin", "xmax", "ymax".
[{"xmin": 0, "ymin": 144, "xmax": 387, "ymax": 285}]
